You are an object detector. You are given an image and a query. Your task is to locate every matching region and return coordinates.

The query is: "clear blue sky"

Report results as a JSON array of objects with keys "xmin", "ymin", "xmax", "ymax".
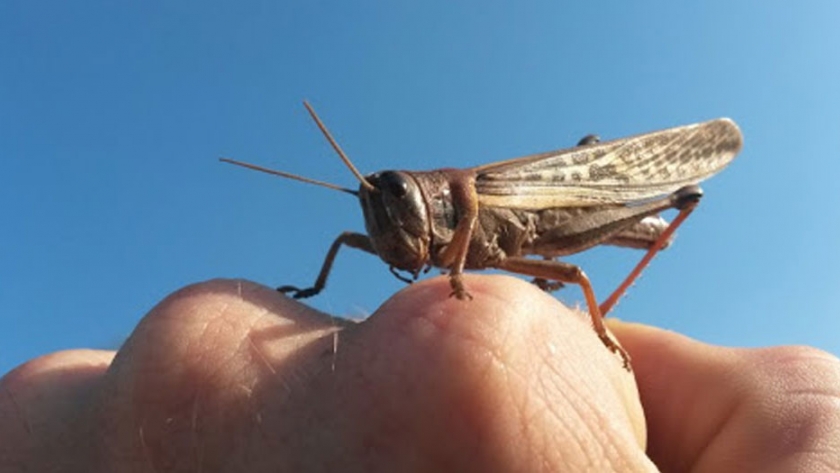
[{"xmin": 3, "ymin": 2, "xmax": 839, "ymax": 375}]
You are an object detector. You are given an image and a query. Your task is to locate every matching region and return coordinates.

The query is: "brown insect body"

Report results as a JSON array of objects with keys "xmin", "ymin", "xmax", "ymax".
[
  {"xmin": 221, "ymin": 103, "xmax": 743, "ymax": 370},
  {"xmin": 361, "ymin": 169, "xmax": 677, "ymax": 275}
]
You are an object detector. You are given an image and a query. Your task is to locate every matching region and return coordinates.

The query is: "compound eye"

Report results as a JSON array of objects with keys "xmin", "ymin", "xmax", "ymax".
[{"xmin": 378, "ymin": 171, "xmax": 409, "ymax": 198}]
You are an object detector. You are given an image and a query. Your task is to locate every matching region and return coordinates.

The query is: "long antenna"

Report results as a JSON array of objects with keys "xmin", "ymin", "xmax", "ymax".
[
  {"xmin": 219, "ymin": 157, "xmax": 358, "ymax": 196},
  {"xmin": 303, "ymin": 100, "xmax": 376, "ymax": 192}
]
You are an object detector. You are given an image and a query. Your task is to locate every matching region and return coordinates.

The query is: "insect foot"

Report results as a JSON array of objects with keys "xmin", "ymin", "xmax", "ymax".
[
  {"xmin": 531, "ymin": 278, "xmax": 565, "ymax": 292},
  {"xmin": 448, "ymin": 275, "xmax": 474, "ymax": 301},
  {"xmin": 277, "ymin": 285, "xmax": 320, "ymax": 299},
  {"xmin": 598, "ymin": 332, "xmax": 632, "ymax": 371}
]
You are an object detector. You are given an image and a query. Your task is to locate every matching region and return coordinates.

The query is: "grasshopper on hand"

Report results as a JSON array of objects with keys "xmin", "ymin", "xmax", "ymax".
[{"xmin": 222, "ymin": 103, "xmax": 743, "ymax": 370}]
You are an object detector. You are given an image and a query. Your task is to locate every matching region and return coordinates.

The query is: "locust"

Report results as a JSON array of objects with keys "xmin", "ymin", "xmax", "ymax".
[{"xmin": 221, "ymin": 102, "xmax": 743, "ymax": 370}]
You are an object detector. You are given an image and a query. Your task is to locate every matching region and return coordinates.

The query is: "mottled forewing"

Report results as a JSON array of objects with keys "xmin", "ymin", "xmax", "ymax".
[{"xmin": 475, "ymin": 118, "xmax": 743, "ymax": 209}]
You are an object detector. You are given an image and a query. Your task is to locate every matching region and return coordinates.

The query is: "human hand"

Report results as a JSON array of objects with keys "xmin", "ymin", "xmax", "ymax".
[{"xmin": 2, "ymin": 276, "xmax": 838, "ymax": 472}]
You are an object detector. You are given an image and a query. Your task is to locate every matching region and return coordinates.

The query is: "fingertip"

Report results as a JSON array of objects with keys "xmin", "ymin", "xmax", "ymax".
[
  {"xmin": 0, "ymin": 349, "xmax": 115, "ymax": 462},
  {"xmin": 605, "ymin": 319, "xmax": 737, "ymax": 385},
  {"xmin": 91, "ymin": 279, "xmax": 349, "ymax": 470},
  {"xmin": 353, "ymin": 274, "xmax": 648, "ymax": 465},
  {"xmin": 119, "ymin": 278, "xmax": 342, "ymax": 375},
  {"xmin": 365, "ymin": 274, "xmax": 613, "ymax": 380},
  {"xmin": 608, "ymin": 320, "xmax": 840, "ymax": 471},
  {"xmin": 110, "ymin": 279, "xmax": 346, "ymax": 392},
  {"xmin": 140, "ymin": 278, "xmax": 330, "ymax": 327},
  {"xmin": 371, "ymin": 274, "xmax": 576, "ymax": 337},
  {"xmin": 1, "ymin": 349, "xmax": 115, "ymax": 418},
  {"xmin": 2, "ymin": 349, "xmax": 114, "ymax": 384}
]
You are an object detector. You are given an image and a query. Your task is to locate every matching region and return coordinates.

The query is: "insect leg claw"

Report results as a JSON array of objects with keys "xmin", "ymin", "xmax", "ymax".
[
  {"xmin": 531, "ymin": 278, "xmax": 565, "ymax": 292},
  {"xmin": 598, "ymin": 333, "xmax": 632, "ymax": 371},
  {"xmin": 448, "ymin": 275, "xmax": 473, "ymax": 300},
  {"xmin": 277, "ymin": 285, "xmax": 320, "ymax": 299}
]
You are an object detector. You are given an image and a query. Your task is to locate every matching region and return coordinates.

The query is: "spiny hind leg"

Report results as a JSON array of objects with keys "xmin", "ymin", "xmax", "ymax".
[{"xmin": 498, "ymin": 257, "xmax": 632, "ymax": 371}]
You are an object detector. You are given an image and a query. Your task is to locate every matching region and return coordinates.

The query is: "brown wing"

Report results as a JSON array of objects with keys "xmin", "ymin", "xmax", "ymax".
[{"xmin": 475, "ymin": 118, "xmax": 743, "ymax": 209}]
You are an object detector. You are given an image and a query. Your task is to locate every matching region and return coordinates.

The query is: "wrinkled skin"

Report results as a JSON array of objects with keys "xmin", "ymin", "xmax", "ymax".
[{"xmin": 2, "ymin": 276, "xmax": 839, "ymax": 472}]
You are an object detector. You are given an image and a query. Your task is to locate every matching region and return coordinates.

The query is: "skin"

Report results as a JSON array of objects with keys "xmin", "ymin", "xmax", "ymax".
[{"xmin": 1, "ymin": 276, "xmax": 839, "ymax": 472}]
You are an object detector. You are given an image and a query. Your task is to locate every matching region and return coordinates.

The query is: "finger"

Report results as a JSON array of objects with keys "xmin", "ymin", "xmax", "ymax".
[
  {"xmin": 609, "ymin": 320, "xmax": 840, "ymax": 472},
  {"xmin": 0, "ymin": 349, "xmax": 115, "ymax": 470},
  {"xmin": 92, "ymin": 278, "xmax": 344, "ymax": 471},
  {"xmin": 5, "ymin": 278, "xmax": 653, "ymax": 472},
  {"xmin": 95, "ymin": 276, "xmax": 651, "ymax": 472},
  {"xmin": 330, "ymin": 274, "xmax": 652, "ymax": 471}
]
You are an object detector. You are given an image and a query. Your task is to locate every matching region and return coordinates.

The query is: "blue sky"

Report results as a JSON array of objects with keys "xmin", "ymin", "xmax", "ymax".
[{"xmin": 3, "ymin": 2, "xmax": 839, "ymax": 375}]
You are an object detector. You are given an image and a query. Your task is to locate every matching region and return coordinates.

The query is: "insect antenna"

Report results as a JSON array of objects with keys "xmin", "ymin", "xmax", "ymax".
[
  {"xmin": 219, "ymin": 157, "xmax": 359, "ymax": 196},
  {"xmin": 303, "ymin": 101, "xmax": 376, "ymax": 192}
]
